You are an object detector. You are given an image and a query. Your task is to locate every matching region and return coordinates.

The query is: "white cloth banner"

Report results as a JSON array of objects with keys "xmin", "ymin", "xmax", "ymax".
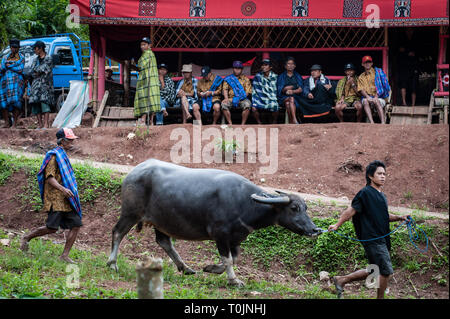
[{"xmin": 52, "ymin": 80, "xmax": 90, "ymax": 129}]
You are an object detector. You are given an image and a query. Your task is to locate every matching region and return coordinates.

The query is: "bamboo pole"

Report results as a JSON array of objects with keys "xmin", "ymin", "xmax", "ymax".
[
  {"xmin": 136, "ymin": 257, "xmax": 163, "ymax": 299},
  {"xmin": 123, "ymin": 60, "xmax": 130, "ymax": 107},
  {"xmin": 88, "ymin": 47, "xmax": 95, "ymax": 102},
  {"xmin": 427, "ymin": 90, "xmax": 435, "ymax": 124}
]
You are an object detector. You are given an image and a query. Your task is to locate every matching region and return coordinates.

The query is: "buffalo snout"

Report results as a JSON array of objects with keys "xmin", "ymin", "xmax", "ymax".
[{"xmin": 307, "ymin": 227, "xmax": 325, "ymax": 237}]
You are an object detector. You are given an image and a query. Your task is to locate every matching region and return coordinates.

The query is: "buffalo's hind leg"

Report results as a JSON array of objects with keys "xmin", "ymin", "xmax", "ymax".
[
  {"xmin": 107, "ymin": 214, "xmax": 140, "ymax": 272},
  {"xmin": 154, "ymin": 229, "xmax": 196, "ymax": 275}
]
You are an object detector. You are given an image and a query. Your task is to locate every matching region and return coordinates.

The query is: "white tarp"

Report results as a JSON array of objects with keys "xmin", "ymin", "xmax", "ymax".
[{"xmin": 52, "ymin": 80, "xmax": 90, "ymax": 129}]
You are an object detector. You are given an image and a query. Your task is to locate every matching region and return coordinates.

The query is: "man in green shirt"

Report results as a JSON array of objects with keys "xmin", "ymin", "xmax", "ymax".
[{"xmin": 334, "ymin": 63, "xmax": 363, "ymax": 122}]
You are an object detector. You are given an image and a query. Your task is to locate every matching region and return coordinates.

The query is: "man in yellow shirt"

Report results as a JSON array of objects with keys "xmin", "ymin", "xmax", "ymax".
[
  {"xmin": 193, "ymin": 66, "xmax": 223, "ymax": 125},
  {"xmin": 221, "ymin": 61, "xmax": 252, "ymax": 125},
  {"xmin": 20, "ymin": 128, "xmax": 82, "ymax": 264},
  {"xmin": 357, "ymin": 56, "xmax": 387, "ymax": 124}
]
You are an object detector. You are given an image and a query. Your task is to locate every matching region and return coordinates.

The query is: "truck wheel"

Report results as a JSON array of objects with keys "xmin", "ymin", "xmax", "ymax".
[{"xmin": 55, "ymin": 93, "xmax": 68, "ymax": 112}]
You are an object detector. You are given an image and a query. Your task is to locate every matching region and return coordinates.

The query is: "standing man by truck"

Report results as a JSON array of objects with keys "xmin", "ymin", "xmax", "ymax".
[
  {"xmin": 0, "ymin": 39, "xmax": 25, "ymax": 128},
  {"xmin": 26, "ymin": 40, "xmax": 55, "ymax": 129}
]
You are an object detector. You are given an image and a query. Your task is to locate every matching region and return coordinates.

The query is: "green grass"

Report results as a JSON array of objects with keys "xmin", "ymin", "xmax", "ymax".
[
  {"xmin": 0, "ymin": 231, "xmax": 136, "ymax": 299},
  {"xmin": 241, "ymin": 218, "xmax": 367, "ymax": 274},
  {"xmin": 0, "ymin": 155, "xmax": 14, "ymax": 185},
  {"xmin": 404, "ymin": 191, "xmax": 414, "ymax": 200},
  {"xmin": 0, "ymin": 153, "xmax": 123, "ymax": 212},
  {"xmin": 0, "ymin": 230, "xmax": 317, "ymax": 299}
]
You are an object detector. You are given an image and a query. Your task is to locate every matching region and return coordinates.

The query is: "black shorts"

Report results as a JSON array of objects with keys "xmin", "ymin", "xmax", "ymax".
[
  {"xmin": 364, "ymin": 243, "xmax": 394, "ymax": 276},
  {"xmin": 46, "ymin": 209, "xmax": 83, "ymax": 230},
  {"xmin": 398, "ymin": 73, "xmax": 419, "ymax": 92}
]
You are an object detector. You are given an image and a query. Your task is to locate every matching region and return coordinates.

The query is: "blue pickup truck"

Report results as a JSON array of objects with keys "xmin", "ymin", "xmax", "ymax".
[{"xmin": 0, "ymin": 33, "xmax": 91, "ymax": 111}]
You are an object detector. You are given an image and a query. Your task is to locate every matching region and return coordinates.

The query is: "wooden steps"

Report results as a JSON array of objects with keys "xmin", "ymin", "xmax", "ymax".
[
  {"xmin": 389, "ymin": 106, "xmax": 429, "ymax": 125},
  {"xmin": 98, "ymin": 106, "xmax": 136, "ymax": 127}
]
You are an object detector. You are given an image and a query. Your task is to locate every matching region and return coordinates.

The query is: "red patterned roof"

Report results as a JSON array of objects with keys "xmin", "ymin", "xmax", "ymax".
[{"xmin": 71, "ymin": 0, "xmax": 449, "ymax": 27}]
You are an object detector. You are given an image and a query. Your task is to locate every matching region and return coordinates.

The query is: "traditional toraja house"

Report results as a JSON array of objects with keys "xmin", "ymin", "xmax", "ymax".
[{"xmin": 70, "ymin": 0, "xmax": 449, "ymax": 125}]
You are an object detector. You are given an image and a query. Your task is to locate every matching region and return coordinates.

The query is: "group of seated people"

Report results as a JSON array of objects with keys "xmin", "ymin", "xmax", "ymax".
[{"xmin": 154, "ymin": 55, "xmax": 390, "ymax": 125}]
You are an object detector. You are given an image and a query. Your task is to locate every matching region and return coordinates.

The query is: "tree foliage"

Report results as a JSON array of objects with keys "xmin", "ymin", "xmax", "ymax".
[{"xmin": 0, "ymin": 0, "xmax": 88, "ymax": 51}]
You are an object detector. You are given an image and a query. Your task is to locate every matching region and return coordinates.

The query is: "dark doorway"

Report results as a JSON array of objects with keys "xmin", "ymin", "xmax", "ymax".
[{"xmin": 389, "ymin": 27, "xmax": 440, "ymax": 106}]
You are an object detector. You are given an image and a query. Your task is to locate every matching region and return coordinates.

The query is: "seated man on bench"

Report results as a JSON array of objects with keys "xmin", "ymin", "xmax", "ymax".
[
  {"xmin": 192, "ymin": 66, "xmax": 223, "ymax": 125},
  {"xmin": 174, "ymin": 64, "xmax": 198, "ymax": 124},
  {"xmin": 156, "ymin": 63, "xmax": 174, "ymax": 125},
  {"xmin": 276, "ymin": 56, "xmax": 304, "ymax": 124},
  {"xmin": 335, "ymin": 63, "xmax": 363, "ymax": 122},
  {"xmin": 221, "ymin": 61, "xmax": 252, "ymax": 125},
  {"xmin": 357, "ymin": 56, "xmax": 390, "ymax": 124},
  {"xmin": 252, "ymin": 59, "xmax": 279, "ymax": 124},
  {"xmin": 299, "ymin": 64, "xmax": 335, "ymax": 119}
]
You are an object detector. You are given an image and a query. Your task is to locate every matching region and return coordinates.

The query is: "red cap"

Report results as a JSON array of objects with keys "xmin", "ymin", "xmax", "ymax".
[
  {"xmin": 56, "ymin": 128, "xmax": 79, "ymax": 140},
  {"xmin": 362, "ymin": 56, "xmax": 373, "ymax": 63}
]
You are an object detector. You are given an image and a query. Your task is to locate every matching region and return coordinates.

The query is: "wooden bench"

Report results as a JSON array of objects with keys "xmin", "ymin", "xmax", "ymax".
[{"xmin": 99, "ymin": 77, "xmax": 377, "ymax": 125}]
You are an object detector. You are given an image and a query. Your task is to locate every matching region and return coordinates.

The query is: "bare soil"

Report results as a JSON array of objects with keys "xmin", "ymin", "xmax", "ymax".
[
  {"xmin": 0, "ymin": 116, "xmax": 448, "ymax": 299},
  {"xmin": 1, "ymin": 116, "xmax": 448, "ymax": 212}
]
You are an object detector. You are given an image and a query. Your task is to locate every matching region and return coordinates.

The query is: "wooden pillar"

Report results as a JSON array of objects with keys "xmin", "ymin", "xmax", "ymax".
[
  {"xmin": 97, "ymin": 35, "xmax": 106, "ymax": 105},
  {"xmin": 123, "ymin": 60, "xmax": 130, "ymax": 107},
  {"xmin": 177, "ymin": 52, "xmax": 182, "ymax": 75},
  {"xmin": 262, "ymin": 27, "xmax": 269, "ymax": 60},
  {"xmin": 150, "ymin": 26, "xmax": 155, "ymax": 45},
  {"xmin": 136, "ymin": 257, "xmax": 163, "ymax": 299},
  {"xmin": 383, "ymin": 26, "xmax": 389, "ymax": 77},
  {"xmin": 438, "ymin": 26, "xmax": 448, "ymax": 65},
  {"xmin": 119, "ymin": 63, "xmax": 123, "ymax": 85}
]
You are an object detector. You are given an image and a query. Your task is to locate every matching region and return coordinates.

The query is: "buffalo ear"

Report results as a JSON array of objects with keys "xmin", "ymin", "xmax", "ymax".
[{"xmin": 251, "ymin": 193, "xmax": 291, "ymax": 205}]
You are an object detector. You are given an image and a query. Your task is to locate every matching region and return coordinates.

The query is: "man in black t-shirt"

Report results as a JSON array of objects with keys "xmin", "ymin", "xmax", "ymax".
[{"xmin": 328, "ymin": 160, "xmax": 409, "ymax": 299}]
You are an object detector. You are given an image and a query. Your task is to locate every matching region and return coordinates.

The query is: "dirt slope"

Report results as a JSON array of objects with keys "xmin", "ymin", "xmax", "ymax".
[{"xmin": 0, "ymin": 122, "xmax": 448, "ymax": 211}]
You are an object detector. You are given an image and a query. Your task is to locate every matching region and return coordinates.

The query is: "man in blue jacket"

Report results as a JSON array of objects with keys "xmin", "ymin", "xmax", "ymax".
[{"xmin": 0, "ymin": 39, "xmax": 25, "ymax": 128}]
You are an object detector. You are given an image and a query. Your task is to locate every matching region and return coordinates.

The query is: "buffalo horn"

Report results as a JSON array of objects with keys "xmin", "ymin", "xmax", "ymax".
[{"xmin": 251, "ymin": 193, "xmax": 291, "ymax": 205}]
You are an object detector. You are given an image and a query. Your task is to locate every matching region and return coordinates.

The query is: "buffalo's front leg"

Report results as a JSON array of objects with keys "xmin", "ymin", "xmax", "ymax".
[
  {"xmin": 222, "ymin": 252, "xmax": 244, "ymax": 287},
  {"xmin": 155, "ymin": 229, "xmax": 196, "ymax": 275},
  {"xmin": 205, "ymin": 240, "xmax": 244, "ymax": 286}
]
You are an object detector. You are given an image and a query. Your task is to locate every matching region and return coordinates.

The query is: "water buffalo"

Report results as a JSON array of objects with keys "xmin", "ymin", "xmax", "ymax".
[{"xmin": 107, "ymin": 159, "xmax": 322, "ymax": 286}]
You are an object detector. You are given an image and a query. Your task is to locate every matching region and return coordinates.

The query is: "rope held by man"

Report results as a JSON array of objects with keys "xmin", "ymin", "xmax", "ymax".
[{"xmin": 321, "ymin": 216, "xmax": 428, "ymax": 253}]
